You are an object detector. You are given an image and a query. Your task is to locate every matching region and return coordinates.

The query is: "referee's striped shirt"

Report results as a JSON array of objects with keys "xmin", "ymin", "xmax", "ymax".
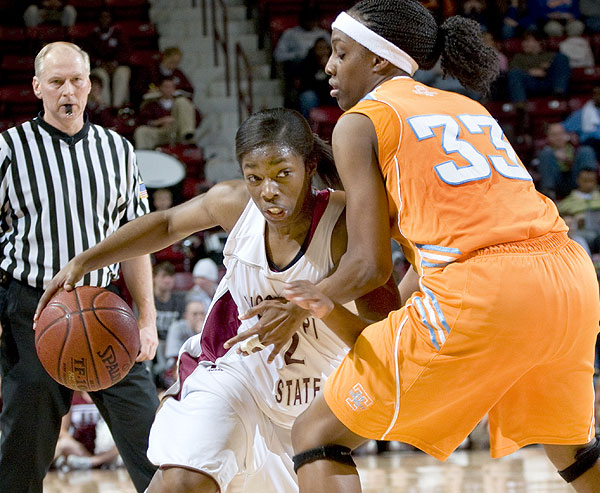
[{"xmin": 0, "ymin": 114, "xmax": 150, "ymax": 289}]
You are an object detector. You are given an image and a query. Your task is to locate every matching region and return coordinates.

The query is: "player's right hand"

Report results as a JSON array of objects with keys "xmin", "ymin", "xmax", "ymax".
[
  {"xmin": 223, "ymin": 299, "xmax": 309, "ymax": 364},
  {"xmin": 282, "ymin": 280, "xmax": 334, "ymax": 319},
  {"xmin": 34, "ymin": 259, "xmax": 85, "ymax": 325}
]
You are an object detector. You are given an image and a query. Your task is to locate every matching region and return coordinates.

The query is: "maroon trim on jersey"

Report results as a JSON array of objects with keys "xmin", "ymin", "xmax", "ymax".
[
  {"xmin": 175, "ymin": 290, "xmax": 241, "ymax": 400},
  {"xmin": 199, "ymin": 290, "xmax": 241, "ymax": 363},
  {"xmin": 308, "ymin": 189, "xmax": 331, "ymax": 245},
  {"xmin": 176, "ymin": 352, "xmax": 199, "ymax": 400}
]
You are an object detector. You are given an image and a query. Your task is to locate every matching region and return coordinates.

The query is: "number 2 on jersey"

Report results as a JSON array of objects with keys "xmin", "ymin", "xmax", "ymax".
[{"xmin": 407, "ymin": 114, "xmax": 532, "ymax": 185}]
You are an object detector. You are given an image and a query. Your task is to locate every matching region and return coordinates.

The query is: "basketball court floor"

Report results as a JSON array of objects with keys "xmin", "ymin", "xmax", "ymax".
[{"xmin": 43, "ymin": 445, "xmax": 574, "ymax": 492}]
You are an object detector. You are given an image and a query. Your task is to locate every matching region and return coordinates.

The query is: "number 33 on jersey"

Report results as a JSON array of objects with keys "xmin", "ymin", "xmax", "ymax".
[
  {"xmin": 407, "ymin": 113, "xmax": 532, "ymax": 184},
  {"xmin": 346, "ymin": 78, "xmax": 566, "ymax": 269}
]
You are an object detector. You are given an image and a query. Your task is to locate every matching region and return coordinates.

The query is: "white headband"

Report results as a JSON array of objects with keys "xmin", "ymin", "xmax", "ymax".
[{"xmin": 331, "ymin": 12, "xmax": 419, "ymax": 76}]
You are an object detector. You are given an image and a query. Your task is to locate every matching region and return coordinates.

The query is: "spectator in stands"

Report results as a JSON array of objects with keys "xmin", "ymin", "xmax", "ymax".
[
  {"xmin": 502, "ymin": 0, "xmax": 535, "ymax": 39},
  {"xmin": 460, "ymin": 0, "xmax": 492, "ymax": 33},
  {"xmin": 273, "ymin": 8, "xmax": 329, "ymax": 68},
  {"xmin": 153, "ymin": 261, "xmax": 186, "ymax": 342},
  {"xmin": 507, "ymin": 31, "xmax": 571, "ymax": 105},
  {"xmin": 53, "ymin": 392, "xmax": 120, "ymax": 471},
  {"xmin": 581, "ymin": 87, "xmax": 600, "ymax": 151},
  {"xmin": 297, "ymin": 37, "xmax": 337, "ymax": 118},
  {"xmin": 23, "ymin": 0, "xmax": 76, "ymax": 27},
  {"xmin": 134, "ymin": 76, "xmax": 198, "ymax": 150},
  {"xmin": 559, "ymin": 19, "xmax": 595, "ymax": 68},
  {"xmin": 191, "ymin": 257, "xmax": 219, "ymax": 303},
  {"xmin": 164, "ymin": 295, "xmax": 208, "ymax": 362},
  {"xmin": 151, "ymin": 188, "xmax": 201, "ymax": 271},
  {"xmin": 414, "ymin": 59, "xmax": 482, "ymax": 100},
  {"xmin": 142, "ymin": 46, "xmax": 195, "ymax": 100},
  {"xmin": 152, "ymin": 187, "xmax": 174, "ymax": 212},
  {"xmin": 154, "ymin": 294, "xmax": 208, "ymax": 391},
  {"xmin": 581, "ymin": 0, "xmax": 600, "ymax": 33},
  {"xmin": 87, "ymin": 11, "xmax": 132, "ymax": 109},
  {"xmin": 152, "ymin": 261, "xmax": 187, "ymax": 389},
  {"xmin": 86, "ymin": 73, "xmax": 113, "ymax": 127},
  {"xmin": 484, "ymin": 31, "xmax": 509, "ymax": 100},
  {"xmin": 564, "ymin": 87, "xmax": 600, "ymax": 159},
  {"xmin": 537, "ymin": 122, "xmax": 598, "ymax": 200},
  {"xmin": 529, "ymin": 0, "xmax": 583, "ymax": 38},
  {"xmin": 273, "ymin": 7, "xmax": 330, "ymax": 107},
  {"xmin": 558, "ymin": 166, "xmax": 600, "ymax": 252}
]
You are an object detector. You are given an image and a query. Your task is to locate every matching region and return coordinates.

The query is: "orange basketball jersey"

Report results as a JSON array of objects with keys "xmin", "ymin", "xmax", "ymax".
[{"xmin": 346, "ymin": 77, "xmax": 566, "ymax": 270}]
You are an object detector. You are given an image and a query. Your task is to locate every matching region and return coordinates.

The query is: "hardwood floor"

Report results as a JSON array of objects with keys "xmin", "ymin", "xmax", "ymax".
[{"xmin": 43, "ymin": 445, "xmax": 574, "ymax": 492}]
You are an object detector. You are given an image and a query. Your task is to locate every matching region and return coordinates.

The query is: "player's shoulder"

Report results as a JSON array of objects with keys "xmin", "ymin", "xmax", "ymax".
[
  {"xmin": 204, "ymin": 179, "xmax": 250, "ymax": 230},
  {"xmin": 207, "ymin": 179, "xmax": 248, "ymax": 203}
]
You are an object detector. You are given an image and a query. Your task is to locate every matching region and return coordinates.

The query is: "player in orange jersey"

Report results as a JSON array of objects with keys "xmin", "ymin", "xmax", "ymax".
[{"xmin": 270, "ymin": 1, "xmax": 600, "ymax": 492}]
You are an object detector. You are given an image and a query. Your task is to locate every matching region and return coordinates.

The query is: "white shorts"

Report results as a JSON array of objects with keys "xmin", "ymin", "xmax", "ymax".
[{"xmin": 147, "ymin": 364, "xmax": 298, "ymax": 493}]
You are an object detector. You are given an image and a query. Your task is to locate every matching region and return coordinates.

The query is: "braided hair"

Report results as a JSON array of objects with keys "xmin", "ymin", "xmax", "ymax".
[
  {"xmin": 235, "ymin": 108, "xmax": 341, "ymax": 190},
  {"xmin": 347, "ymin": 0, "xmax": 499, "ymax": 95}
]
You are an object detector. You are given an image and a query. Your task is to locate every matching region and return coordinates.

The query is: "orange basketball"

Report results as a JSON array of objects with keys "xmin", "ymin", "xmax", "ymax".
[{"xmin": 35, "ymin": 286, "xmax": 140, "ymax": 391}]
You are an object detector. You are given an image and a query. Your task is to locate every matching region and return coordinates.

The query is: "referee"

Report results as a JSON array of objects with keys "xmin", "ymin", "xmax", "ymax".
[{"xmin": 0, "ymin": 42, "xmax": 159, "ymax": 492}]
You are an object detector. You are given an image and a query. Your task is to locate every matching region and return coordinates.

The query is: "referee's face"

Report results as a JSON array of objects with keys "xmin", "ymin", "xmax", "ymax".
[{"xmin": 32, "ymin": 46, "xmax": 91, "ymax": 135}]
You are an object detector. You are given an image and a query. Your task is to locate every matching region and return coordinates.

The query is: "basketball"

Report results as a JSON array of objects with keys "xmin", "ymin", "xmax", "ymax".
[{"xmin": 35, "ymin": 286, "xmax": 140, "ymax": 392}]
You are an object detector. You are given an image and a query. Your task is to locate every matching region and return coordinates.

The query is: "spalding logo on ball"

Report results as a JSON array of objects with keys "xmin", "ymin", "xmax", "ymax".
[{"xmin": 35, "ymin": 286, "xmax": 140, "ymax": 391}]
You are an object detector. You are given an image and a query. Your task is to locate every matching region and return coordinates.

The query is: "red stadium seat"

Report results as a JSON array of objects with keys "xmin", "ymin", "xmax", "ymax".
[
  {"xmin": 568, "ymin": 95, "xmax": 590, "ymax": 112},
  {"xmin": 157, "ymin": 144, "xmax": 205, "ymax": 179},
  {"xmin": 1, "ymin": 55, "xmax": 35, "ymax": 85},
  {"xmin": 525, "ymin": 97, "xmax": 569, "ymax": 138},
  {"xmin": 309, "ymin": 105, "xmax": 343, "ymax": 143},
  {"xmin": 511, "ymin": 133, "xmax": 535, "ymax": 167},
  {"xmin": 104, "ymin": 0, "xmax": 149, "ymax": 21},
  {"xmin": 67, "ymin": 22, "xmax": 97, "ymax": 45},
  {"xmin": 485, "ymin": 100, "xmax": 523, "ymax": 139},
  {"xmin": 591, "ymin": 33, "xmax": 600, "ymax": 64},
  {"xmin": 113, "ymin": 20, "xmax": 157, "ymax": 50},
  {"xmin": 570, "ymin": 66, "xmax": 600, "ymax": 94},
  {"xmin": 0, "ymin": 85, "xmax": 41, "ymax": 119},
  {"xmin": 128, "ymin": 49, "xmax": 161, "ymax": 68},
  {"xmin": 499, "ymin": 38, "xmax": 524, "ymax": 58},
  {"xmin": 0, "ymin": 27, "xmax": 28, "ymax": 56},
  {"xmin": 67, "ymin": 0, "xmax": 104, "ymax": 22},
  {"xmin": 269, "ymin": 15, "xmax": 298, "ymax": 48},
  {"xmin": 26, "ymin": 25, "xmax": 67, "ymax": 43},
  {"xmin": 259, "ymin": 0, "xmax": 305, "ymax": 17}
]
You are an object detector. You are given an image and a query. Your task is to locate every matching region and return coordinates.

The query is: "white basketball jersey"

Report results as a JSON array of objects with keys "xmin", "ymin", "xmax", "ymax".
[{"xmin": 178, "ymin": 190, "xmax": 349, "ymax": 429}]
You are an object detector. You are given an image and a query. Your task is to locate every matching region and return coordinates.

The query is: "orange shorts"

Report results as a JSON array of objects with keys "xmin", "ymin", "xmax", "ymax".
[{"xmin": 325, "ymin": 232, "xmax": 600, "ymax": 460}]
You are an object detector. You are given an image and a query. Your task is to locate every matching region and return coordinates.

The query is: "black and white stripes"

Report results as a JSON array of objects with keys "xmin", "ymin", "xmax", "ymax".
[{"xmin": 0, "ymin": 115, "xmax": 149, "ymax": 289}]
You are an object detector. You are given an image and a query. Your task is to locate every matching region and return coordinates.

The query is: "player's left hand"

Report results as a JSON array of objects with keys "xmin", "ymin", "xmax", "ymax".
[
  {"xmin": 136, "ymin": 321, "xmax": 158, "ymax": 362},
  {"xmin": 224, "ymin": 299, "xmax": 309, "ymax": 363}
]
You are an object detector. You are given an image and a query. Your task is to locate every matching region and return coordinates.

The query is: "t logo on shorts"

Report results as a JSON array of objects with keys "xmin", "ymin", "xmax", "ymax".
[{"xmin": 345, "ymin": 383, "xmax": 373, "ymax": 411}]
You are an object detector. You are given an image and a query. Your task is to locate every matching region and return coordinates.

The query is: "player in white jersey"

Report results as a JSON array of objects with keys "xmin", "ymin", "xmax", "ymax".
[{"xmin": 36, "ymin": 108, "xmax": 400, "ymax": 492}]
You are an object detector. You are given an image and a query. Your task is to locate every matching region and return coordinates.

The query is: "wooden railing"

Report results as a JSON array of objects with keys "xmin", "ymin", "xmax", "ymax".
[
  {"xmin": 211, "ymin": 0, "xmax": 230, "ymax": 96},
  {"xmin": 235, "ymin": 42, "xmax": 253, "ymax": 125}
]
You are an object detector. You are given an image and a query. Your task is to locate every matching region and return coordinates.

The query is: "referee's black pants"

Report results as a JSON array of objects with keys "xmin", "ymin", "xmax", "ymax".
[{"xmin": 0, "ymin": 278, "xmax": 159, "ymax": 493}]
